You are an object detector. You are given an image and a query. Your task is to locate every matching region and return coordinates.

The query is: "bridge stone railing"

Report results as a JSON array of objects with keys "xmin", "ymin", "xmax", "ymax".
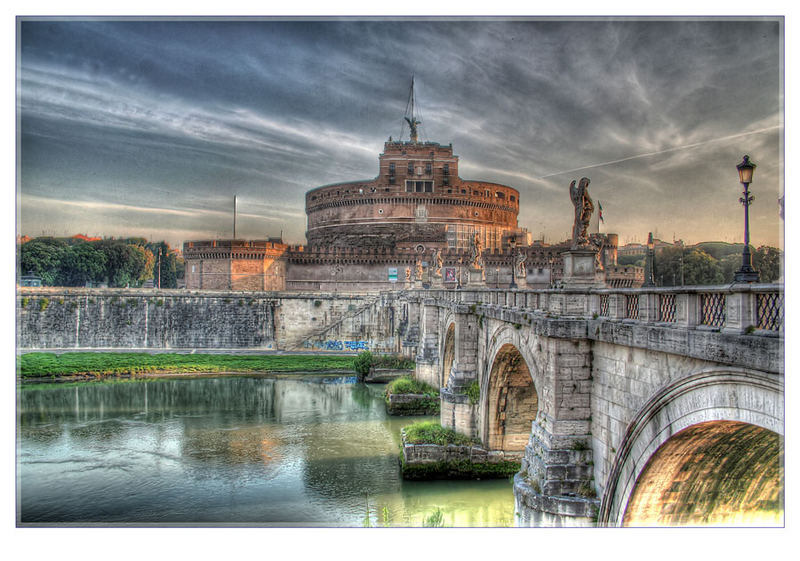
[{"xmin": 422, "ymin": 283, "xmax": 784, "ymax": 336}]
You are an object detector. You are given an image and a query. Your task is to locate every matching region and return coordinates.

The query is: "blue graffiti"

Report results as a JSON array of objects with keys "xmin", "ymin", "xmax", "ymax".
[{"xmin": 302, "ymin": 340, "xmax": 370, "ymax": 351}]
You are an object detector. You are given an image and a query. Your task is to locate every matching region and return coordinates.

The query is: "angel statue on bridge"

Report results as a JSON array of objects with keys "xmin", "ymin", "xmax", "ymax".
[
  {"xmin": 469, "ymin": 232, "xmax": 483, "ymax": 269},
  {"xmin": 569, "ymin": 177, "xmax": 594, "ymax": 249},
  {"xmin": 431, "ymin": 248, "xmax": 443, "ymax": 277},
  {"xmin": 514, "ymin": 248, "xmax": 527, "ymax": 278}
]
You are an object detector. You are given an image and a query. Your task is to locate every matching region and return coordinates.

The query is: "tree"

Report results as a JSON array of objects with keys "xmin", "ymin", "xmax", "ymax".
[
  {"xmin": 57, "ymin": 243, "xmax": 107, "ymax": 286},
  {"xmin": 96, "ymin": 240, "xmax": 152, "ymax": 287},
  {"xmin": 753, "ymin": 246, "xmax": 783, "ymax": 283},
  {"xmin": 655, "ymin": 247, "xmax": 724, "ymax": 286},
  {"xmin": 682, "ymin": 249, "xmax": 724, "ymax": 286},
  {"xmin": 19, "ymin": 238, "xmax": 68, "ymax": 285},
  {"xmin": 654, "ymin": 246, "xmax": 683, "ymax": 286},
  {"xmin": 719, "ymin": 253, "xmax": 741, "ymax": 283}
]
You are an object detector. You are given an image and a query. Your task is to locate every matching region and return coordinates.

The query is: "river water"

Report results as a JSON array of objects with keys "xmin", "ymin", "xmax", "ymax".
[{"xmin": 18, "ymin": 375, "xmax": 515, "ymax": 526}]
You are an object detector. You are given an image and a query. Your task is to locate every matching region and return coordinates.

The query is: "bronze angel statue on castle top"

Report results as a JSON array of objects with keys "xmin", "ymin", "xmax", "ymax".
[{"xmin": 570, "ymin": 177, "xmax": 594, "ymax": 249}]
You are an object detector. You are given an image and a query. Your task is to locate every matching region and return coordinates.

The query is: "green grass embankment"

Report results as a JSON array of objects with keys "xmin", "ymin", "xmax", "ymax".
[{"xmin": 18, "ymin": 352, "xmax": 357, "ymax": 379}]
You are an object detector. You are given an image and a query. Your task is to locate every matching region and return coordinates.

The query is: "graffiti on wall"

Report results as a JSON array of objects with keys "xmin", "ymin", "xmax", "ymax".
[{"xmin": 302, "ymin": 340, "xmax": 370, "ymax": 351}]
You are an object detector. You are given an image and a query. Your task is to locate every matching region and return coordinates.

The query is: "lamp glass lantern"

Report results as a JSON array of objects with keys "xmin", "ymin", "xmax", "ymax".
[{"xmin": 737, "ymin": 155, "xmax": 756, "ymax": 185}]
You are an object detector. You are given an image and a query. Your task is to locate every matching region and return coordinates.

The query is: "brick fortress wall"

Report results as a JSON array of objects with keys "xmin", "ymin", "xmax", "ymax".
[{"xmin": 305, "ymin": 140, "xmax": 523, "ymax": 251}]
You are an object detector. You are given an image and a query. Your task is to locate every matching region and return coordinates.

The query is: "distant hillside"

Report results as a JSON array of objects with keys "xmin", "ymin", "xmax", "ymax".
[{"xmin": 692, "ymin": 242, "xmax": 746, "ymax": 260}]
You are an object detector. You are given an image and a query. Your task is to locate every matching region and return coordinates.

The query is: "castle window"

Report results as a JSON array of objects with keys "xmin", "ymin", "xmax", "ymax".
[
  {"xmin": 425, "ymin": 162, "xmax": 432, "ymax": 174},
  {"xmin": 510, "ymin": 195, "xmax": 516, "ymax": 202},
  {"xmin": 443, "ymin": 163, "xmax": 449, "ymax": 175},
  {"xmin": 496, "ymin": 192, "xmax": 505, "ymax": 199},
  {"xmin": 407, "ymin": 180, "xmax": 433, "ymax": 193},
  {"xmin": 408, "ymin": 162, "xmax": 414, "ymax": 175},
  {"xmin": 443, "ymin": 176, "xmax": 449, "ymax": 186}
]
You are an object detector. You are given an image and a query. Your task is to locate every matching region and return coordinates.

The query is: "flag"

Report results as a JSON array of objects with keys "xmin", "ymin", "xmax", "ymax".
[{"xmin": 598, "ymin": 201, "xmax": 604, "ymax": 223}]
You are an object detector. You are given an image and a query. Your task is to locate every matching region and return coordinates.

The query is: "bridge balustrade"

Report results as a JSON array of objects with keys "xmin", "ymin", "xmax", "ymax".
[{"xmin": 400, "ymin": 283, "xmax": 783, "ymax": 335}]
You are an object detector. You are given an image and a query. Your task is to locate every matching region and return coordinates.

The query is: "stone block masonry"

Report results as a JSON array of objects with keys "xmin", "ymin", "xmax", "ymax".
[{"xmin": 17, "ymin": 288, "xmax": 398, "ymax": 352}]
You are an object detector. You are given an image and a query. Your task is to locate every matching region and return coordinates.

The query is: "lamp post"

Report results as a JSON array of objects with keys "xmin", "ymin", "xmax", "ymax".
[
  {"xmin": 509, "ymin": 239, "xmax": 517, "ymax": 289},
  {"xmin": 734, "ymin": 155, "xmax": 760, "ymax": 283},
  {"xmin": 643, "ymin": 232, "xmax": 655, "ymax": 287}
]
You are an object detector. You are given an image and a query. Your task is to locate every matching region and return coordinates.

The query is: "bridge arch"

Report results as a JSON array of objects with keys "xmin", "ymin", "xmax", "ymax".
[
  {"xmin": 598, "ymin": 369, "xmax": 784, "ymax": 527},
  {"xmin": 480, "ymin": 326, "xmax": 542, "ymax": 452}
]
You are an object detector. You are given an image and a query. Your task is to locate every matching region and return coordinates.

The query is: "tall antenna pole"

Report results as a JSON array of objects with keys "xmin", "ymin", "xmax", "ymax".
[{"xmin": 233, "ymin": 195, "xmax": 237, "ymax": 239}]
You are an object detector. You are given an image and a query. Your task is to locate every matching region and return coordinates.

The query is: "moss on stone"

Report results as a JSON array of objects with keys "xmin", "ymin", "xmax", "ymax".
[{"xmin": 401, "ymin": 457, "xmax": 520, "ymax": 480}]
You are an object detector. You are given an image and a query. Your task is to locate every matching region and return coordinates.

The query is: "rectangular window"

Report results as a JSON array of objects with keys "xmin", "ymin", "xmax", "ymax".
[
  {"xmin": 406, "ymin": 180, "xmax": 414, "ymax": 192},
  {"xmin": 408, "ymin": 162, "xmax": 414, "ymax": 175},
  {"xmin": 443, "ymin": 163, "xmax": 449, "ymax": 175},
  {"xmin": 425, "ymin": 181, "xmax": 433, "ymax": 193},
  {"xmin": 426, "ymin": 162, "xmax": 432, "ymax": 174}
]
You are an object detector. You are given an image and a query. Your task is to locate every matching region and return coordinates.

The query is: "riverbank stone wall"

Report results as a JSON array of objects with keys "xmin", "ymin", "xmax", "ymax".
[{"xmin": 16, "ymin": 288, "xmax": 399, "ymax": 352}]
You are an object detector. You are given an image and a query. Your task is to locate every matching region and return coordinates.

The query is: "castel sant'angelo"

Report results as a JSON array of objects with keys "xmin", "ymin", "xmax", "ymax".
[{"xmin": 183, "ymin": 81, "xmax": 642, "ymax": 291}]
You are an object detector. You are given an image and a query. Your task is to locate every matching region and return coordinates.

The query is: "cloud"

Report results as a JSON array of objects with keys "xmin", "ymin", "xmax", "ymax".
[{"xmin": 17, "ymin": 19, "xmax": 784, "ymax": 248}]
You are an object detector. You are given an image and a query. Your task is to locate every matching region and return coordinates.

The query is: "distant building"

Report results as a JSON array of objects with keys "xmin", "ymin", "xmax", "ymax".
[{"xmin": 184, "ymin": 82, "xmax": 632, "ymax": 291}]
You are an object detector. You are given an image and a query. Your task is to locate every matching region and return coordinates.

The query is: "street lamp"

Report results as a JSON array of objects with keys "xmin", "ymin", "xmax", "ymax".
[
  {"xmin": 643, "ymin": 232, "xmax": 655, "ymax": 287},
  {"xmin": 509, "ymin": 238, "xmax": 517, "ymax": 289},
  {"xmin": 734, "ymin": 155, "xmax": 760, "ymax": 283}
]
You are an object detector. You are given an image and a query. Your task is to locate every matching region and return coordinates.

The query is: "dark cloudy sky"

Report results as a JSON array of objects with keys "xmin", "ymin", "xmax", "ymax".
[{"xmin": 17, "ymin": 17, "xmax": 784, "ymax": 248}]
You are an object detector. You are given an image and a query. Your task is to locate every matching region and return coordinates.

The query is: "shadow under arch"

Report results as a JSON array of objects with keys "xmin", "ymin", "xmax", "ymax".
[
  {"xmin": 441, "ymin": 322, "xmax": 456, "ymax": 388},
  {"xmin": 484, "ymin": 342, "xmax": 538, "ymax": 452},
  {"xmin": 598, "ymin": 369, "xmax": 784, "ymax": 527}
]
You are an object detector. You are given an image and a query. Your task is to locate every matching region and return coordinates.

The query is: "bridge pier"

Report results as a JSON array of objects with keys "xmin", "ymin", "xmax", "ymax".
[
  {"xmin": 414, "ymin": 299, "xmax": 441, "ymax": 388},
  {"xmin": 400, "ymin": 295, "xmax": 420, "ymax": 359},
  {"xmin": 440, "ymin": 306, "xmax": 481, "ymax": 438},
  {"xmin": 514, "ymin": 337, "xmax": 600, "ymax": 527}
]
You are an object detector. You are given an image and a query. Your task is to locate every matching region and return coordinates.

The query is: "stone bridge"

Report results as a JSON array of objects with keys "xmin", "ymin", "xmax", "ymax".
[{"xmin": 400, "ymin": 284, "xmax": 784, "ymax": 527}]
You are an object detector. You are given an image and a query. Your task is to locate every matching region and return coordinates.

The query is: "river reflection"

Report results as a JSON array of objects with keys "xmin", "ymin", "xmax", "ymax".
[{"xmin": 18, "ymin": 375, "xmax": 515, "ymax": 526}]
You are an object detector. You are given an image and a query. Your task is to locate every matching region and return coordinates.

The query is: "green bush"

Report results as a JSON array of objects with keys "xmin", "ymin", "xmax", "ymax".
[
  {"xmin": 354, "ymin": 352, "xmax": 415, "ymax": 382},
  {"xmin": 466, "ymin": 380, "xmax": 480, "ymax": 405},
  {"xmin": 370, "ymin": 354, "xmax": 415, "ymax": 370},
  {"xmin": 21, "ymin": 297, "xmax": 29, "ymax": 308},
  {"xmin": 353, "ymin": 351, "xmax": 373, "ymax": 381},
  {"xmin": 38, "ymin": 298, "xmax": 49, "ymax": 311},
  {"xmin": 385, "ymin": 376, "xmax": 437, "ymax": 397},
  {"xmin": 403, "ymin": 421, "xmax": 478, "ymax": 446}
]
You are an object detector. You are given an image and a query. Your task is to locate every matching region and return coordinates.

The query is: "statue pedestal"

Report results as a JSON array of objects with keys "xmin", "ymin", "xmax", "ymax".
[
  {"xmin": 431, "ymin": 275, "xmax": 444, "ymax": 289},
  {"xmin": 561, "ymin": 249, "xmax": 603, "ymax": 288},
  {"xmin": 465, "ymin": 267, "xmax": 486, "ymax": 288},
  {"xmin": 514, "ymin": 275, "xmax": 528, "ymax": 290},
  {"xmin": 414, "ymin": 278, "xmax": 423, "ymax": 290}
]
